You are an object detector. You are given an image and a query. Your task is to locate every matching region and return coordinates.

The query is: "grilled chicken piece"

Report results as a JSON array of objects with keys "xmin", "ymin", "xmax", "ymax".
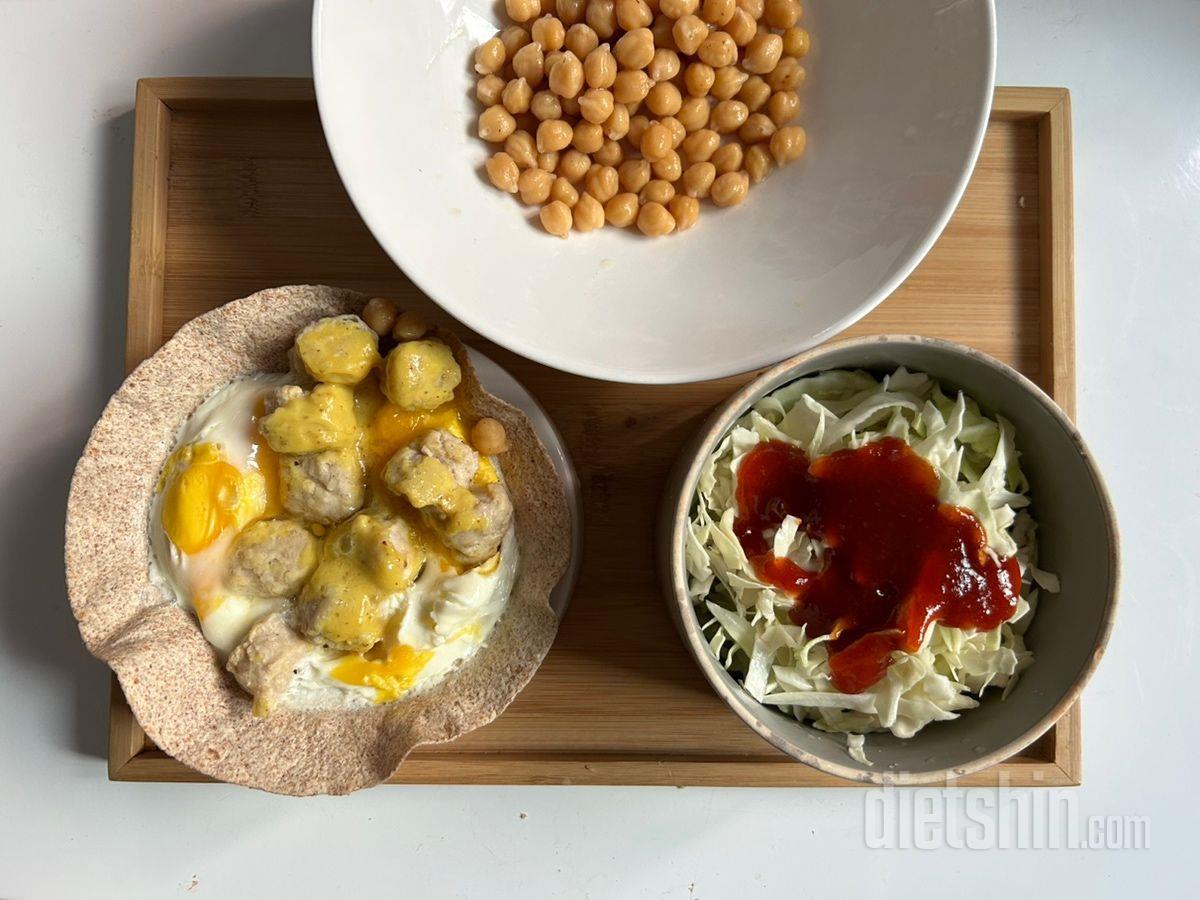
[
  {"xmin": 441, "ymin": 482, "xmax": 513, "ymax": 566},
  {"xmin": 279, "ymin": 447, "xmax": 365, "ymax": 525},
  {"xmin": 226, "ymin": 612, "xmax": 310, "ymax": 716},
  {"xmin": 225, "ymin": 519, "xmax": 318, "ymax": 598}
]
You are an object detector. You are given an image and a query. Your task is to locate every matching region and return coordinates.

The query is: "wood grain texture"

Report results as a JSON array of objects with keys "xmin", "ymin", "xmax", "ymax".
[{"xmin": 110, "ymin": 80, "xmax": 1078, "ymax": 787}]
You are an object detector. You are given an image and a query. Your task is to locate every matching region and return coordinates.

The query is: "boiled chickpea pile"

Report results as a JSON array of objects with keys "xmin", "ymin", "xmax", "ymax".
[{"xmin": 474, "ymin": 0, "xmax": 809, "ymax": 238}]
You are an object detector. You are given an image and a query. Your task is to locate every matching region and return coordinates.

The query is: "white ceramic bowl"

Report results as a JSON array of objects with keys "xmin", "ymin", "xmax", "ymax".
[
  {"xmin": 313, "ymin": 0, "xmax": 996, "ymax": 383},
  {"xmin": 660, "ymin": 336, "xmax": 1119, "ymax": 784}
]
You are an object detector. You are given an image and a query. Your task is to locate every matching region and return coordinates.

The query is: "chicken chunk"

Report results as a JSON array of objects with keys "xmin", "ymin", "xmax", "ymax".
[
  {"xmin": 382, "ymin": 428, "xmax": 479, "ymax": 504},
  {"xmin": 226, "ymin": 612, "xmax": 310, "ymax": 716},
  {"xmin": 295, "ymin": 514, "xmax": 425, "ymax": 651},
  {"xmin": 441, "ymin": 482, "xmax": 514, "ymax": 566},
  {"xmin": 258, "ymin": 383, "xmax": 358, "ymax": 455},
  {"xmin": 279, "ymin": 447, "xmax": 365, "ymax": 525},
  {"xmin": 263, "ymin": 384, "xmax": 304, "ymax": 414},
  {"xmin": 225, "ymin": 519, "xmax": 318, "ymax": 598},
  {"xmin": 293, "ymin": 315, "xmax": 381, "ymax": 385},
  {"xmin": 382, "ymin": 339, "xmax": 462, "ymax": 411}
]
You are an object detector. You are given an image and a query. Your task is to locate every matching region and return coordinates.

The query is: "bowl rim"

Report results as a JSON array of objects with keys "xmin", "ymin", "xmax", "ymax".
[
  {"xmin": 311, "ymin": 0, "xmax": 999, "ymax": 384},
  {"xmin": 662, "ymin": 334, "xmax": 1121, "ymax": 784}
]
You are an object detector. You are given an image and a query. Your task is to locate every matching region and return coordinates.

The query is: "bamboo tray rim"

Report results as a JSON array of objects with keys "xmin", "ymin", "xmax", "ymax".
[{"xmin": 108, "ymin": 78, "xmax": 1078, "ymax": 788}]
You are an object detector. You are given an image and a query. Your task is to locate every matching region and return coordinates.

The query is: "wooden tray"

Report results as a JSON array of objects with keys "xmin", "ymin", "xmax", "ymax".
[{"xmin": 111, "ymin": 79, "xmax": 1077, "ymax": 787}]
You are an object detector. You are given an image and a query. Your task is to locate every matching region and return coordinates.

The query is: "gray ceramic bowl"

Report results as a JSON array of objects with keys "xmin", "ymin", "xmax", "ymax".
[{"xmin": 660, "ymin": 335, "xmax": 1119, "ymax": 784}]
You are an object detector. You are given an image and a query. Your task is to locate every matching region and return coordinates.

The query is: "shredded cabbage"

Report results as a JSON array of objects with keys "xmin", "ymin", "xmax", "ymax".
[{"xmin": 687, "ymin": 368, "xmax": 1058, "ymax": 754}]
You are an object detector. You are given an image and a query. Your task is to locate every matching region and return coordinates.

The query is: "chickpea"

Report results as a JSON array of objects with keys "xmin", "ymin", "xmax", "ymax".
[
  {"xmin": 710, "ymin": 169, "xmax": 749, "ymax": 206},
  {"xmin": 479, "ymin": 105, "xmax": 517, "ymax": 142},
  {"xmin": 766, "ymin": 89, "xmax": 800, "ymax": 125},
  {"xmin": 646, "ymin": 82, "xmax": 683, "ymax": 117},
  {"xmin": 702, "ymin": 0, "xmax": 736, "ymax": 26},
  {"xmin": 531, "ymin": 16, "xmax": 566, "ymax": 53},
  {"xmin": 637, "ymin": 201, "xmax": 676, "ymax": 236},
  {"xmin": 573, "ymin": 191, "xmax": 606, "ymax": 232},
  {"xmin": 557, "ymin": 0, "xmax": 588, "ymax": 25},
  {"xmin": 739, "ymin": 112, "xmax": 776, "ymax": 144},
  {"xmin": 669, "ymin": 195, "xmax": 700, "ymax": 231},
  {"xmin": 698, "ymin": 31, "xmax": 738, "ymax": 67},
  {"xmin": 586, "ymin": 0, "xmax": 617, "ymax": 39},
  {"xmin": 593, "ymin": 137, "xmax": 625, "ymax": 165},
  {"xmin": 604, "ymin": 192, "xmax": 640, "ymax": 227},
  {"xmin": 556, "ymin": 149, "xmax": 591, "ymax": 182},
  {"xmin": 502, "ymin": 77, "xmax": 533, "ymax": 114},
  {"xmin": 578, "ymin": 87, "xmax": 615, "ymax": 124},
  {"xmin": 531, "ymin": 89, "xmax": 563, "ymax": 121},
  {"xmin": 392, "ymin": 311, "xmax": 428, "ymax": 341},
  {"xmin": 537, "ymin": 150, "xmax": 561, "ymax": 171},
  {"xmin": 507, "ymin": 0, "xmax": 542, "ymax": 21},
  {"xmin": 660, "ymin": 0, "xmax": 699, "ymax": 17},
  {"xmin": 711, "ymin": 98, "xmax": 749, "ymax": 133},
  {"xmin": 566, "ymin": 121, "xmax": 601, "ymax": 153},
  {"xmin": 742, "ymin": 32, "xmax": 782, "ymax": 74},
  {"xmin": 540, "ymin": 199, "xmax": 573, "ymax": 237},
  {"xmin": 766, "ymin": 56, "xmax": 805, "ymax": 91},
  {"xmin": 618, "ymin": 159, "xmax": 651, "ymax": 193},
  {"xmin": 651, "ymin": 15, "xmax": 678, "ymax": 50},
  {"xmin": 361, "ymin": 297, "xmax": 398, "ymax": 337},
  {"xmin": 584, "ymin": 164, "xmax": 620, "ymax": 202},
  {"xmin": 500, "ymin": 25, "xmax": 533, "ymax": 60},
  {"xmin": 516, "ymin": 168, "xmax": 552, "ymax": 205},
  {"xmin": 738, "ymin": 75, "xmax": 771, "ymax": 111},
  {"xmin": 711, "ymin": 140, "xmax": 744, "ymax": 173},
  {"xmin": 565, "ymin": 23, "xmax": 599, "ymax": 58},
  {"xmin": 614, "ymin": 29, "xmax": 654, "ymax": 71},
  {"xmin": 616, "ymin": 0, "xmax": 654, "ymax": 29},
  {"xmin": 474, "ymin": 37, "xmax": 506, "ymax": 76},
  {"xmin": 725, "ymin": 8, "xmax": 757, "ymax": 45},
  {"xmin": 603, "ymin": 103, "xmax": 630, "ymax": 139},
  {"xmin": 639, "ymin": 178, "xmax": 676, "ymax": 205},
  {"xmin": 537, "ymin": 118, "xmax": 574, "ymax": 153},
  {"xmin": 561, "ymin": 94, "xmax": 582, "ymax": 117},
  {"xmin": 736, "ymin": 0, "xmax": 764, "ymax": 17},
  {"xmin": 513, "ymin": 42, "xmax": 546, "ymax": 87},
  {"xmin": 640, "ymin": 122, "xmax": 672, "ymax": 161},
  {"xmin": 548, "ymin": 50, "xmax": 584, "ymax": 98},
  {"xmin": 763, "ymin": 0, "xmax": 800, "ymax": 29},
  {"xmin": 769, "ymin": 124, "xmax": 806, "ymax": 164},
  {"xmin": 782, "ymin": 26, "xmax": 810, "ymax": 58},
  {"xmin": 681, "ymin": 127, "xmax": 720, "ymax": 161},
  {"xmin": 647, "ymin": 49, "xmax": 681, "ymax": 83},
  {"xmin": 505, "ymin": 130, "xmax": 539, "ymax": 168},
  {"xmin": 612, "ymin": 69, "xmax": 653, "ymax": 103},
  {"xmin": 672, "ymin": 15, "xmax": 708, "ymax": 55},
  {"xmin": 652, "ymin": 148, "xmax": 683, "ymax": 181},
  {"xmin": 676, "ymin": 95, "xmax": 710, "ymax": 132},
  {"xmin": 627, "ymin": 114, "xmax": 652, "ymax": 146},
  {"xmin": 471, "ymin": 418, "xmax": 509, "ymax": 454},
  {"xmin": 661, "ymin": 115, "xmax": 687, "ymax": 148},
  {"xmin": 744, "ymin": 142, "xmax": 773, "ymax": 183},
  {"xmin": 710, "ymin": 65, "xmax": 749, "ymax": 100},
  {"xmin": 476, "ymin": 74, "xmax": 506, "ymax": 106},
  {"xmin": 684, "ymin": 62, "xmax": 716, "ymax": 97},
  {"xmin": 551, "ymin": 175, "xmax": 580, "ymax": 206},
  {"xmin": 486, "ymin": 151, "xmax": 522, "ymax": 193},
  {"xmin": 584, "ymin": 43, "xmax": 618, "ymax": 89},
  {"xmin": 681, "ymin": 160, "xmax": 716, "ymax": 197}
]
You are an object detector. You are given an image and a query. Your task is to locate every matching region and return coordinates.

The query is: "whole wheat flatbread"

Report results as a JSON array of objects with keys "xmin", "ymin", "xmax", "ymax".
[{"xmin": 65, "ymin": 285, "xmax": 570, "ymax": 795}]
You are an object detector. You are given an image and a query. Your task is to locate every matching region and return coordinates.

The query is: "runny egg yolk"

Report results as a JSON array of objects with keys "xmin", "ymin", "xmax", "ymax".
[
  {"xmin": 330, "ymin": 643, "xmax": 434, "ymax": 704},
  {"xmin": 160, "ymin": 443, "xmax": 267, "ymax": 555}
]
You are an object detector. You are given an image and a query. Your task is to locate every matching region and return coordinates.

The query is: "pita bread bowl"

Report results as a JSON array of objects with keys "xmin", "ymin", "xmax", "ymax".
[{"xmin": 65, "ymin": 285, "xmax": 570, "ymax": 795}]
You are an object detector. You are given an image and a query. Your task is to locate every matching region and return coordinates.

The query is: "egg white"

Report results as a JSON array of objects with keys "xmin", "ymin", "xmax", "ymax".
[{"xmin": 148, "ymin": 372, "xmax": 518, "ymax": 711}]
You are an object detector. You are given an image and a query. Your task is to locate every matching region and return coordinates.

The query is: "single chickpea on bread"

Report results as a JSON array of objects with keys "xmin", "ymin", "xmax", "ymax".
[{"xmin": 472, "ymin": 0, "xmax": 810, "ymax": 237}]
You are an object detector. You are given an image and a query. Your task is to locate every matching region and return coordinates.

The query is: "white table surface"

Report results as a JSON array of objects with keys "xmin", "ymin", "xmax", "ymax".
[{"xmin": 0, "ymin": 1, "xmax": 1194, "ymax": 896}]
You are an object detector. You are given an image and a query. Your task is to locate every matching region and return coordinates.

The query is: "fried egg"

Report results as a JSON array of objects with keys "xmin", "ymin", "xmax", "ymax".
[{"xmin": 149, "ymin": 373, "xmax": 517, "ymax": 710}]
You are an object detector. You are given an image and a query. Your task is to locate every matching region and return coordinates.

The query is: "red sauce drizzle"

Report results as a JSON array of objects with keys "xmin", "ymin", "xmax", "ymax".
[{"xmin": 733, "ymin": 437, "xmax": 1021, "ymax": 694}]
